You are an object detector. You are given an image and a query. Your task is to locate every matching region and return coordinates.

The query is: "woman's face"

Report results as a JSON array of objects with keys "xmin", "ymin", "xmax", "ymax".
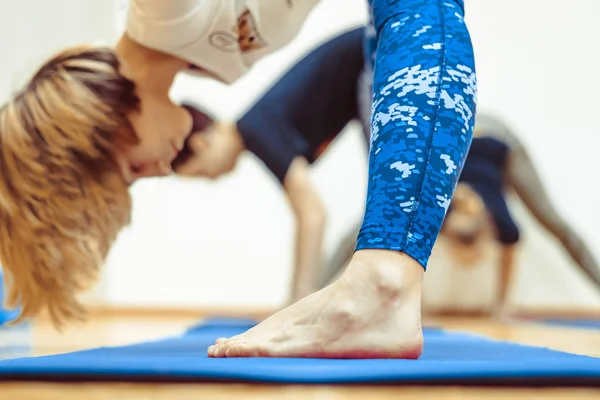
[{"xmin": 116, "ymin": 96, "xmax": 192, "ymax": 184}]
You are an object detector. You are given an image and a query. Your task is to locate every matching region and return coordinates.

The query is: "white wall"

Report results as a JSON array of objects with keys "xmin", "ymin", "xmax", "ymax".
[
  {"xmin": 1, "ymin": 0, "xmax": 122, "ymax": 101},
  {"xmin": 3, "ymin": 0, "xmax": 599, "ymax": 311}
]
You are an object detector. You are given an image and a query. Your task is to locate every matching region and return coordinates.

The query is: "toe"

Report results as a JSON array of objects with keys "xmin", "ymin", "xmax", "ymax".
[
  {"xmin": 210, "ymin": 338, "xmax": 249, "ymax": 358},
  {"xmin": 209, "ymin": 336, "xmax": 237, "ymax": 356},
  {"xmin": 225, "ymin": 341, "xmax": 269, "ymax": 357},
  {"xmin": 212, "ymin": 345, "xmax": 224, "ymax": 357},
  {"xmin": 207, "ymin": 345, "xmax": 215, "ymax": 357},
  {"xmin": 212, "ymin": 342, "xmax": 232, "ymax": 358},
  {"xmin": 224, "ymin": 343, "xmax": 245, "ymax": 357},
  {"xmin": 224, "ymin": 343, "xmax": 256, "ymax": 357}
]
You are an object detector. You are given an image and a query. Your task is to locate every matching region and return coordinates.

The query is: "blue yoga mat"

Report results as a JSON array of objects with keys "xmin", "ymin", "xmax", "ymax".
[
  {"xmin": 0, "ymin": 270, "xmax": 20, "ymax": 327},
  {"xmin": 537, "ymin": 319, "xmax": 600, "ymax": 331},
  {"xmin": 510, "ymin": 316, "xmax": 600, "ymax": 331},
  {"xmin": 0, "ymin": 317, "xmax": 599, "ymax": 385}
]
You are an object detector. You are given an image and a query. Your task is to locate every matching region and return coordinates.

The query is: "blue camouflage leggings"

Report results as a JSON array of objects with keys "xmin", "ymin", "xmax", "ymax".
[{"xmin": 356, "ymin": 0, "xmax": 477, "ymax": 267}]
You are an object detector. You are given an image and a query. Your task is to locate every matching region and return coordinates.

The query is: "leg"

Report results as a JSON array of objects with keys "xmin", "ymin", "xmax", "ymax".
[
  {"xmin": 316, "ymin": 221, "xmax": 361, "ymax": 289},
  {"xmin": 208, "ymin": 0, "xmax": 476, "ymax": 358},
  {"xmin": 494, "ymin": 244, "xmax": 516, "ymax": 317},
  {"xmin": 474, "ymin": 113, "xmax": 600, "ymax": 287},
  {"xmin": 357, "ymin": 66, "xmax": 374, "ymax": 151},
  {"xmin": 507, "ymin": 145, "xmax": 600, "ymax": 288}
]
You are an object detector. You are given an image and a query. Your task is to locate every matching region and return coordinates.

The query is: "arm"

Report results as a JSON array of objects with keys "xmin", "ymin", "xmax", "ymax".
[
  {"xmin": 283, "ymin": 157, "xmax": 327, "ymax": 303},
  {"xmin": 317, "ymin": 221, "xmax": 361, "ymax": 289},
  {"xmin": 497, "ymin": 244, "xmax": 517, "ymax": 314},
  {"xmin": 507, "ymin": 145, "xmax": 600, "ymax": 290},
  {"xmin": 477, "ymin": 114, "xmax": 600, "ymax": 289}
]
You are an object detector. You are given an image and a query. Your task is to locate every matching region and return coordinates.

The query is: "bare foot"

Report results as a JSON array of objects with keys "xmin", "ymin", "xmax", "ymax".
[{"xmin": 208, "ymin": 249, "xmax": 424, "ymax": 359}]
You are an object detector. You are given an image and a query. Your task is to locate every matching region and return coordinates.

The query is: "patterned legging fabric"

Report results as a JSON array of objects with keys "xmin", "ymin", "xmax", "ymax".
[{"xmin": 356, "ymin": 0, "xmax": 477, "ymax": 267}]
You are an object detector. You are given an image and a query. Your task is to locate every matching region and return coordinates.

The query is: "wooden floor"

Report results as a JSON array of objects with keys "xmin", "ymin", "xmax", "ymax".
[{"xmin": 1, "ymin": 312, "xmax": 599, "ymax": 399}]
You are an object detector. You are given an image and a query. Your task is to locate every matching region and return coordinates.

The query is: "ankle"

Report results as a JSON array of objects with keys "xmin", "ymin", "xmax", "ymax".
[{"xmin": 344, "ymin": 249, "xmax": 424, "ymax": 298}]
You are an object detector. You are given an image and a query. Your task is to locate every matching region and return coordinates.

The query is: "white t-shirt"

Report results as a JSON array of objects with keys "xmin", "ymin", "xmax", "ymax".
[{"xmin": 126, "ymin": 0, "xmax": 319, "ymax": 83}]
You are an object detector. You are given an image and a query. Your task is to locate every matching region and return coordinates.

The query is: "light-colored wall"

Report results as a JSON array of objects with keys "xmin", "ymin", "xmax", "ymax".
[
  {"xmin": 2, "ymin": 0, "xmax": 599, "ymax": 311},
  {"xmin": 1, "ymin": 0, "xmax": 122, "ymax": 101}
]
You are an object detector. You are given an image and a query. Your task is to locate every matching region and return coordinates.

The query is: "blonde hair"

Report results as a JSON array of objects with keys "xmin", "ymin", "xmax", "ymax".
[{"xmin": 0, "ymin": 45, "xmax": 140, "ymax": 328}]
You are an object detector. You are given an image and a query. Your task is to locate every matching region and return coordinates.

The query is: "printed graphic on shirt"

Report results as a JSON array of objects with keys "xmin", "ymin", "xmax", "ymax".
[
  {"xmin": 235, "ymin": 10, "xmax": 268, "ymax": 52},
  {"xmin": 208, "ymin": 31, "xmax": 239, "ymax": 53},
  {"xmin": 208, "ymin": 9, "xmax": 268, "ymax": 54}
]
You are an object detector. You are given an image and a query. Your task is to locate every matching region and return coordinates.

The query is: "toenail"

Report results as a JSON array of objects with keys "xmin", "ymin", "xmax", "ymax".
[
  {"xmin": 207, "ymin": 345, "xmax": 214, "ymax": 354},
  {"xmin": 214, "ymin": 347, "xmax": 220, "ymax": 357}
]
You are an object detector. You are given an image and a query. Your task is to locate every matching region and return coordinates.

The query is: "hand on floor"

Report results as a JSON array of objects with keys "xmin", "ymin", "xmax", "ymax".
[{"xmin": 491, "ymin": 302, "xmax": 513, "ymax": 321}]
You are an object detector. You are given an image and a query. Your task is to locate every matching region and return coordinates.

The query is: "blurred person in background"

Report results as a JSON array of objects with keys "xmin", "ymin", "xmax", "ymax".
[
  {"xmin": 173, "ymin": 26, "xmax": 371, "ymax": 305},
  {"xmin": 440, "ymin": 114, "xmax": 600, "ymax": 314}
]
